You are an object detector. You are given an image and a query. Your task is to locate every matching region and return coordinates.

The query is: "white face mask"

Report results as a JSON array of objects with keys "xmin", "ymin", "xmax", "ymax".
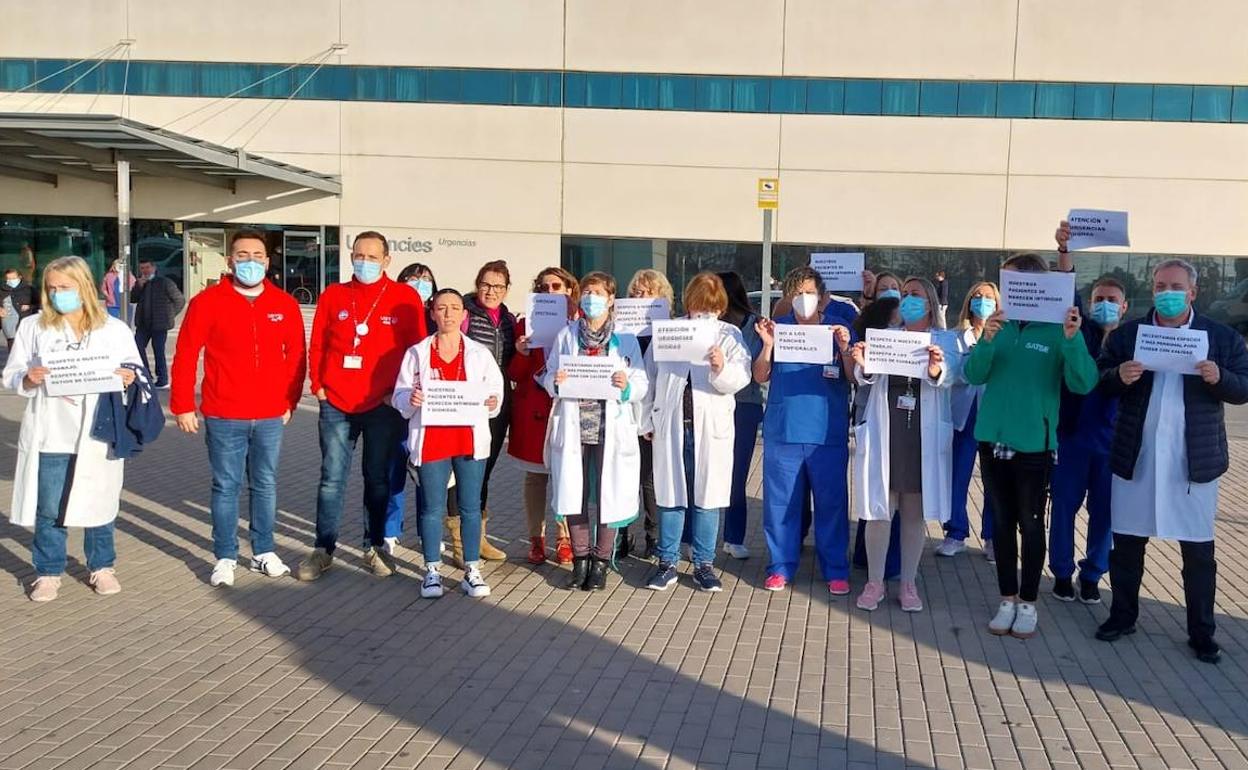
[{"xmin": 792, "ymin": 293, "xmax": 819, "ymax": 319}]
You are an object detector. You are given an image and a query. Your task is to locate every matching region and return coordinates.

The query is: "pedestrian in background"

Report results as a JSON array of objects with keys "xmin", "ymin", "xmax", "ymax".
[{"xmin": 130, "ymin": 257, "xmax": 185, "ymax": 389}]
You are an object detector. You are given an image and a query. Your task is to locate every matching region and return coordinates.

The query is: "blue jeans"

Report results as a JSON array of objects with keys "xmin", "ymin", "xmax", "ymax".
[
  {"xmin": 204, "ymin": 417, "xmax": 284, "ymax": 560},
  {"xmin": 763, "ymin": 441, "xmax": 850, "ymax": 581},
  {"xmin": 33, "ymin": 453, "xmax": 116, "ymax": 576},
  {"xmin": 416, "ymin": 456, "xmax": 485, "ymax": 564},
  {"xmin": 134, "ymin": 327, "xmax": 169, "ymax": 384},
  {"xmin": 1048, "ymin": 436, "xmax": 1113, "ymax": 583},
  {"xmin": 658, "ymin": 425, "xmax": 721, "ymax": 566},
  {"xmin": 945, "ymin": 403, "xmax": 995, "ymax": 542},
  {"xmin": 315, "ymin": 400, "xmax": 407, "ymax": 553},
  {"xmin": 364, "ymin": 439, "xmax": 411, "ymax": 545},
  {"xmin": 723, "ymin": 402, "xmax": 764, "ymax": 546}
]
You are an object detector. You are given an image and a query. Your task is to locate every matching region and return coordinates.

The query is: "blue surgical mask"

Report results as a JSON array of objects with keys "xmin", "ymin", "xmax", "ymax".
[
  {"xmin": 899, "ymin": 295, "xmax": 928, "ymax": 325},
  {"xmin": 4, "ymin": 278, "xmax": 18, "ymax": 289},
  {"xmin": 969, "ymin": 297, "xmax": 996, "ymax": 320},
  {"xmin": 877, "ymin": 288, "xmax": 902, "ymax": 301},
  {"xmin": 409, "ymin": 278, "xmax": 433, "ymax": 301},
  {"xmin": 580, "ymin": 294, "xmax": 609, "ymax": 320},
  {"xmin": 233, "ymin": 260, "xmax": 266, "ymax": 287},
  {"xmin": 353, "ymin": 259, "xmax": 383, "ymax": 284},
  {"xmin": 1090, "ymin": 300, "xmax": 1121, "ymax": 326},
  {"xmin": 1154, "ymin": 290, "xmax": 1189, "ymax": 319},
  {"xmin": 50, "ymin": 289, "xmax": 81, "ymax": 314}
]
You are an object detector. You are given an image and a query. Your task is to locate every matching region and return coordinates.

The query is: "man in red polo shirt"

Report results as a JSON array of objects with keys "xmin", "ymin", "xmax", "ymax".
[{"xmin": 298, "ymin": 231, "xmax": 428, "ymax": 580}]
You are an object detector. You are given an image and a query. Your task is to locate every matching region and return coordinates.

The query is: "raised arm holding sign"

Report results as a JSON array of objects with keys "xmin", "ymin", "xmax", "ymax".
[{"xmin": 1066, "ymin": 209, "xmax": 1130, "ymax": 250}]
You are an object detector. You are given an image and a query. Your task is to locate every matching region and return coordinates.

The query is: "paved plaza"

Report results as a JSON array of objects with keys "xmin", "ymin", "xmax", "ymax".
[{"xmin": 2, "ymin": 356, "xmax": 1248, "ymax": 770}]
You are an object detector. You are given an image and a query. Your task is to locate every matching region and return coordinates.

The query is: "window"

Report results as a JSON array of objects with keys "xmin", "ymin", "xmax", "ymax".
[
  {"xmin": 657, "ymin": 75, "xmax": 695, "ymax": 110},
  {"xmin": 1074, "ymin": 84, "xmax": 1113, "ymax": 119},
  {"xmin": 844, "ymin": 80, "xmax": 881, "ymax": 115},
  {"xmin": 769, "ymin": 79, "xmax": 806, "ymax": 113},
  {"xmin": 696, "ymin": 77, "xmax": 732, "ymax": 111},
  {"xmin": 513, "ymin": 71, "xmax": 550, "ymax": 106},
  {"xmin": 733, "ymin": 77, "xmax": 768, "ymax": 112},
  {"xmin": 462, "ymin": 70, "xmax": 512, "ymax": 105},
  {"xmin": 882, "ymin": 81, "xmax": 918, "ymax": 115},
  {"xmin": 620, "ymin": 74, "xmax": 658, "ymax": 109},
  {"xmin": 1192, "ymin": 86, "xmax": 1231, "ymax": 122},
  {"xmin": 1112, "ymin": 84, "xmax": 1152, "ymax": 120},
  {"xmin": 997, "ymin": 82, "xmax": 1035, "ymax": 118},
  {"xmin": 426, "ymin": 69, "xmax": 462, "ymax": 102},
  {"xmin": 958, "ymin": 82, "xmax": 996, "ymax": 117},
  {"xmin": 806, "ymin": 80, "xmax": 844, "ymax": 114},
  {"xmin": 582, "ymin": 73, "xmax": 621, "ymax": 108},
  {"xmin": 1152, "ymin": 85, "xmax": 1192, "ymax": 121},
  {"xmin": 919, "ymin": 81, "xmax": 958, "ymax": 116},
  {"xmin": 393, "ymin": 69, "xmax": 425, "ymax": 101},
  {"xmin": 1233, "ymin": 87, "xmax": 1248, "ymax": 123},
  {"xmin": 1035, "ymin": 83, "xmax": 1074, "ymax": 118}
]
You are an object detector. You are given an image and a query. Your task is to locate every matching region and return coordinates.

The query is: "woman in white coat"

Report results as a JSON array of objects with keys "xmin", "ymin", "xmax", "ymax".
[
  {"xmin": 642, "ymin": 273, "xmax": 751, "ymax": 592},
  {"xmin": 4, "ymin": 256, "xmax": 141, "ymax": 602},
  {"xmin": 392, "ymin": 288, "xmax": 504, "ymax": 600},
  {"xmin": 543, "ymin": 271, "xmax": 648, "ymax": 591},
  {"xmin": 849, "ymin": 276, "xmax": 956, "ymax": 613}
]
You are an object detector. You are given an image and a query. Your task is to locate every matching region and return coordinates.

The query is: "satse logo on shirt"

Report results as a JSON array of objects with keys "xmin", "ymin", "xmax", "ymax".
[{"xmin": 1024, "ymin": 342, "xmax": 1051, "ymax": 354}]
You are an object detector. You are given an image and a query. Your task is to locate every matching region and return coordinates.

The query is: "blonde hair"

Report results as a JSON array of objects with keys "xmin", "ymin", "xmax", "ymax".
[
  {"xmin": 902, "ymin": 276, "xmax": 946, "ymax": 330},
  {"xmin": 957, "ymin": 281, "xmax": 1001, "ymax": 330},
  {"xmin": 683, "ymin": 272, "xmax": 728, "ymax": 315},
  {"xmin": 39, "ymin": 256, "xmax": 106, "ymax": 332},
  {"xmin": 627, "ymin": 268, "xmax": 674, "ymax": 305}
]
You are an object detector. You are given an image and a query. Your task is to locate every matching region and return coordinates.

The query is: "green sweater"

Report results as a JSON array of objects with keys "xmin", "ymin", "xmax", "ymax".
[{"xmin": 963, "ymin": 321, "xmax": 1097, "ymax": 453}]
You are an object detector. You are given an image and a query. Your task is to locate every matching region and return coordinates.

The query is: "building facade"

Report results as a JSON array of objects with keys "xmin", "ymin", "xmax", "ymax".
[{"xmin": 1, "ymin": 1, "xmax": 1246, "ymax": 322}]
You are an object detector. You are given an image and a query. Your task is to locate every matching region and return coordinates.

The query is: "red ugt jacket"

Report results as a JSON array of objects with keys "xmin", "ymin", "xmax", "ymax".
[
  {"xmin": 309, "ymin": 276, "xmax": 428, "ymax": 413},
  {"xmin": 171, "ymin": 279, "xmax": 307, "ymax": 419}
]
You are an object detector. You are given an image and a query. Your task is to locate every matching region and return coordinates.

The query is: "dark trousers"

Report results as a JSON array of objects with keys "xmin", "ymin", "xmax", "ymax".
[
  {"xmin": 135, "ymin": 327, "xmax": 169, "ymax": 384},
  {"xmin": 980, "ymin": 446, "xmax": 1052, "ymax": 602},
  {"xmin": 479, "ymin": 389, "xmax": 511, "ymax": 512},
  {"xmin": 315, "ymin": 401, "xmax": 407, "ymax": 553},
  {"xmin": 1108, "ymin": 533, "xmax": 1217, "ymax": 644}
]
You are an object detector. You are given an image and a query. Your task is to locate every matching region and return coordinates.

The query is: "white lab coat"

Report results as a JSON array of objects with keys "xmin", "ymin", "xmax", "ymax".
[
  {"xmin": 3, "ymin": 313, "xmax": 142, "ymax": 528},
  {"xmin": 852, "ymin": 329, "xmax": 959, "ymax": 523},
  {"xmin": 542, "ymin": 324, "xmax": 649, "ymax": 524},
  {"xmin": 391, "ymin": 335, "xmax": 505, "ymax": 466},
  {"xmin": 643, "ymin": 320, "xmax": 751, "ymax": 510},
  {"xmin": 949, "ymin": 326, "xmax": 986, "ymax": 432}
]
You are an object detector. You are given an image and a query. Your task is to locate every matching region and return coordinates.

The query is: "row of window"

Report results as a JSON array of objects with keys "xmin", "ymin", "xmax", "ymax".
[{"xmin": 3, "ymin": 58, "xmax": 1248, "ymax": 123}]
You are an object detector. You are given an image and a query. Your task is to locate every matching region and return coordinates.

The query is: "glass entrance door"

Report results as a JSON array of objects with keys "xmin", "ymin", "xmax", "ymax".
[
  {"xmin": 184, "ymin": 227, "xmax": 227, "ymax": 300},
  {"xmin": 282, "ymin": 230, "xmax": 321, "ymax": 305}
]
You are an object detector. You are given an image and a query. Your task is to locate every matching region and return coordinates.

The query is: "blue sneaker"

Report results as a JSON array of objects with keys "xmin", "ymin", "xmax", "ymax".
[
  {"xmin": 646, "ymin": 563, "xmax": 678, "ymax": 591},
  {"xmin": 692, "ymin": 564, "xmax": 722, "ymax": 592}
]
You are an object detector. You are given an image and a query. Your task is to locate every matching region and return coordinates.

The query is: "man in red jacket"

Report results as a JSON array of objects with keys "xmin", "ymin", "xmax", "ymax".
[
  {"xmin": 298, "ymin": 231, "xmax": 428, "ymax": 581},
  {"xmin": 171, "ymin": 229, "xmax": 307, "ymax": 588}
]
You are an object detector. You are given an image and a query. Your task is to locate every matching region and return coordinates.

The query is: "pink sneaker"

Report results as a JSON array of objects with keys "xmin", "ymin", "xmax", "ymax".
[
  {"xmin": 827, "ymin": 579, "xmax": 850, "ymax": 596},
  {"xmin": 856, "ymin": 581, "xmax": 886, "ymax": 610},
  {"xmin": 898, "ymin": 581, "xmax": 923, "ymax": 612},
  {"xmin": 764, "ymin": 574, "xmax": 787, "ymax": 591}
]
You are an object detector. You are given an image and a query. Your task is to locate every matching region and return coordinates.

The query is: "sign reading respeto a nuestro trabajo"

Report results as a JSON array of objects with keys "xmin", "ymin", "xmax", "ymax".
[
  {"xmin": 863, "ymin": 329, "xmax": 932, "ymax": 379},
  {"xmin": 42, "ymin": 350, "xmax": 122, "ymax": 397}
]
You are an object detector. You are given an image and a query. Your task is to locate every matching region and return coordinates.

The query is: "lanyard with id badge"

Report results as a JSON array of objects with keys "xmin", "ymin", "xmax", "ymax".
[
  {"xmin": 822, "ymin": 336, "xmax": 841, "ymax": 380},
  {"xmin": 344, "ymin": 282, "xmax": 388, "ymax": 370},
  {"xmin": 896, "ymin": 378, "xmax": 917, "ymax": 427}
]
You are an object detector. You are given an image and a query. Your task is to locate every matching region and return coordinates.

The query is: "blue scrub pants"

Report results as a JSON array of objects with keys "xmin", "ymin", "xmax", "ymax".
[
  {"xmin": 364, "ymin": 439, "xmax": 414, "ymax": 546},
  {"xmin": 945, "ymin": 405, "xmax": 995, "ymax": 543},
  {"xmin": 1048, "ymin": 436, "xmax": 1113, "ymax": 583},
  {"xmin": 763, "ymin": 441, "xmax": 849, "ymax": 581},
  {"xmin": 722, "ymin": 403, "xmax": 764, "ymax": 547}
]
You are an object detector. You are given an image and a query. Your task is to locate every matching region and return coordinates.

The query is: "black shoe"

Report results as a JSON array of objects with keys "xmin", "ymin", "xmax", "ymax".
[
  {"xmin": 562, "ymin": 557, "xmax": 590, "ymax": 590},
  {"xmin": 1188, "ymin": 638, "xmax": 1221, "ymax": 664},
  {"xmin": 586, "ymin": 557, "xmax": 608, "ymax": 591},
  {"xmin": 1052, "ymin": 577, "xmax": 1075, "ymax": 602},
  {"xmin": 1095, "ymin": 620, "xmax": 1137, "ymax": 642},
  {"xmin": 1079, "ymin": 579, "xmax": 1102, "ymax": 605},
  {"xmin": 643, "ymin": 535, "xmax": 657, "ymax": 560},
  {"xmin": 616, "ymin": 532, "xmax": 632, "ymax": 560}
]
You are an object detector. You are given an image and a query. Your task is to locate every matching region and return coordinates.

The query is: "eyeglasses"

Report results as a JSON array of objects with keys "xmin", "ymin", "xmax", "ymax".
[{"xmin": 479, "ymin": 282, "xmax": 508, "ymax": 293}]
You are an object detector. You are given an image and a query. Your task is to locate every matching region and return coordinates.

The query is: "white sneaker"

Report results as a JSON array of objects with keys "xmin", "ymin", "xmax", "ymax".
[
  {"xmin": 462, "ymin": 564, "xmax": 491, "ymax": 598},
  {"xmin": 210, "ymin": 559, "xmax": 237, "ymax": 587},
  {"xmin": 250, "ymin": 552, "xmax": 291, "ymax": 578},
  {"xmin": 983, "ymin": 540, "xmax": 996, "ymax": 564},
  {"xmin": 383, "ymin": 536, "xmax": 399, "ymax": 555},
  {"xmin": 421, "ymin": 565, "xmax": 444, "ymax": 599},
  {"xmin": 722, "ymin": 542, "xmax": 750, "ymax": 560},
  {"xmin": 988, "ymin": 600, "xmax": 1016, "ymax": 635},
  {"xmin": 934, "ymin": 537, "xmax": 966, "ymax": 557},
  {"xmin": 680, "ymin": 543, "xmax": 693, "ymax": 562},
  {"xmin": 1011, "ymin": 602, "xmax": 1038, "ymax": 639}
]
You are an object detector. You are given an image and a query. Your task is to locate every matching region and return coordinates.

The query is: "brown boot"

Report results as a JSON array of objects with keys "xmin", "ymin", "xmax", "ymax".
[
  {"xmin": 444, "ymin": 515, "xmax": 464, "ymax": 569},
  {"xmin": 479, "ymin": 510, "xmax": 507, "ymax": 561}
]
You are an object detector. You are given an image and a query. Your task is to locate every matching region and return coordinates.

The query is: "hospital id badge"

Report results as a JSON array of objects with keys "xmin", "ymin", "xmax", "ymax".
[
  {"xmin": 822, "ymin": 364, "xmax": 840, "ymax": 379},
  {"xmin": 343, "ymin": 355, "xmax": 364, "ymax": 370},
  {"xmin": 896, "ymin": 394, "xmax": 917, "ymax": 411}
]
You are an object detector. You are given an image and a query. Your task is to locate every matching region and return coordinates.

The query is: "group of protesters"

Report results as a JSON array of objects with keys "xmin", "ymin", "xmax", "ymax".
[{"xmin": 5, "ymin": 220, "xmax": 1246, "ymax": 665}]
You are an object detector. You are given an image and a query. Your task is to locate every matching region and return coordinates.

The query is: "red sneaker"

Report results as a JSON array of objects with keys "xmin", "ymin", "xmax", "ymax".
[
  {"xmin": 527, "ymin": 536, "xmax": 546, "ymax": 565},
  {"xmin": 764, "ymin": 573, "xmax": 787, "ymax": 591},
  {"xmin": 555, "ymin": 537, "xmax": 573, "ymax": 565},
  {"xmin": 827, "ymin": 579, "xmax": 850, "ymax": 596}
]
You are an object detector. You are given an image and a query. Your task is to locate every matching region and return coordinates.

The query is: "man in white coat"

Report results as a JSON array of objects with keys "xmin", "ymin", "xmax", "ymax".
[{"xmin": 1094, "ymin": 260, "xmax": 1248, "ymax": 664}]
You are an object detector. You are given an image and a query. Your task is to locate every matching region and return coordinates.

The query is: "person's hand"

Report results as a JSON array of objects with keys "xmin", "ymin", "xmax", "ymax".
[
  {"xmin": 175, "ymin": 411, "xmax": 199, "ymax": 434},
  {"xmin": 612, "ymin": 371, "xmax": 628, "ymax": 390},
  {"xmin": 850, "ymin": 341, "xmax": 867, "ymax": 369},
  {"xmin": 1063, "ymin": 306, "xmax": 1081, "ymax": 340},
  {"xmin": 315, "ymin": 388, "xmax": 327, "ymax": 401},
  {"xmin": 18, "ymin": 305, "xmax": 30, "ymax": 313},
  {"xmin": 1118, "ymin": 360, "xmax": 1145, "ymax": 386},
  {"xmin": 862, "ymin": 269, "xmax": 877, "ymax": 299},
  {"xmin": 0, "ymin": 307, "xmax": 7, "ymax": 318},
  {"xmin": 115, "ymin": 368, "xmax": 136, "ymax": 387},
  {"xmin": 831, "ymin": 324, "xmax": 851, "ymax": 353},
  {"xmin": 282, "ymin": 409, "xmax": 292, "ymax": 426},
  {"xmin": 409, "ymin": 389, "xmax": 424, "ymax": 407},
  {"xmin": 982, "ymin": 310, "xmax": 1005, "ymax": 342},
  {"xmin": 927, "ymin": 345, "xmax": 944, "ymax": 379},
  {"xmin": 22, "ymin": 366, "xmax": 49, "ymax": 389},
  {"xmin": 555, "ymin": 369, "xmax": 568, "ymax": 385},
  {"xmin": 755, "ymin": 317, "xmax": 775, "ymax": 346},
  {"xmin": 486, "ymin": 395, "xmax": 499, "ymax": 410},
  {"xmin": 1055, "ymin": 220, "xmax": 1071, "ymax": 251},
  {"xmin": 1197, "ymin": 360, "xmax": 1221, "ymax": 385},
  {"xmin": 707, "ymin": 345, "xmax": 724, "ymax": 373},
  {"xmin": 516, "ymin": 335, "xmax": 531, "ymax": 356}
]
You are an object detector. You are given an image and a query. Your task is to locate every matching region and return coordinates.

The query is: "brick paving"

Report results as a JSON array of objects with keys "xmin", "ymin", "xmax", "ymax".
[{"xmin": 2, "ymin": 353, "xmax": 1248, "ymax": 768}]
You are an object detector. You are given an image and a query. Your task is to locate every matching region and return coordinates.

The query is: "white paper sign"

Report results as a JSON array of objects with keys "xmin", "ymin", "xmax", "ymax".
[
  {"xmin": 614, "ymin": 298, "xmax": 671, "ymax": 336},
  {"xmin": 525, "ymin": 294, "xmax": 567, "ymax": 349},
  {"xmin": 1134, "ymin": 326, "xmax": 1209, "ymax": 375},
  {"xmin": 810, "ymin": 252, "xmax": 865, "ymax": 292},
  {"xmin": 652, "ymin": 319, "xmax": 718, "ymax": 363},
  {"xmin": 864, "ymin": 329, "xmax": 932, "ymax": 379},
  {"xmin": 1067, "ymin": 209, "xmax": 1130, "ymax": 250},
  {"xmin": 558, "ymin": 355, "xmax": 620, "ymax": 401},
  {"xmin": 42, "ymin": 350, "xmax": 122, "ymax": 397},
  {"xmin": 1000, "ymin": 270, "xmax": 1076, "ymax": 324},
  {"xmin": 774, "ymin": 324, "xmax": 835, "ymax": 364},
  {"xmin": 421, "ymin": 380, "xmax": 488, "ymax": 426}
]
